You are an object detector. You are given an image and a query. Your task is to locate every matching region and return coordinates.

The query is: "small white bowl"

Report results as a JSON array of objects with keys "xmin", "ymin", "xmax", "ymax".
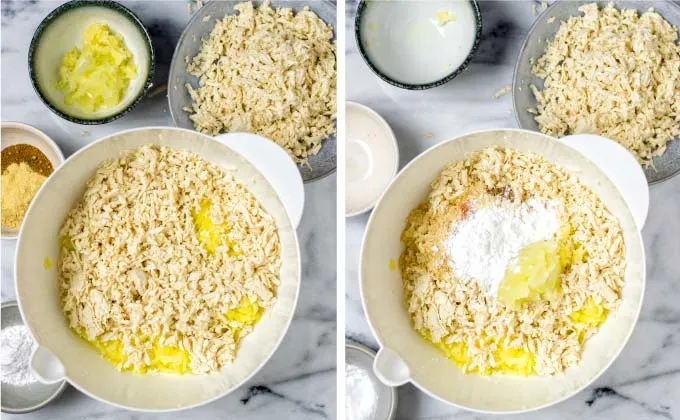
[
  {"xmin": 1, "ymin": 122, "xmax": 65, "ymax": 240},
  {"xmin": 346, "ymin": 102, "xmax": 399, "ymax": 217}
]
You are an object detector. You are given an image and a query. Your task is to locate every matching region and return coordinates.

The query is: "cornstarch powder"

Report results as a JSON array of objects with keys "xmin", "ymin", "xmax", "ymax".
[
  {"xmin": 445, "ymin": 198, "xmax": 559, "ymax": 296},
  {"xmin": 1, "ymin": 325, "xmax": 38, "ymax": 386},
  {"xmin": 346, "ymin": 362, "xmax": 377, "ymax": 420}
]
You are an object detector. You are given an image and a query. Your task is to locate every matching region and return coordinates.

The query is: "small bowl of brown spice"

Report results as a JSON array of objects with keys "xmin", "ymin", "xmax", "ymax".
[{"xmin": 1, "ymin": 122, "xmax": 64, "ymax": 240}]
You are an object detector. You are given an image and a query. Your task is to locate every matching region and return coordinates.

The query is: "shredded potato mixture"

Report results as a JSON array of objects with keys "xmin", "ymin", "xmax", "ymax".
[
  {"xmin": 59, "ymin": 146, "xmax": 280, "ymax": 374},
  {"xmin": 184, "ymin": 1, "xmax": 337, "ymax": 164},
  {"xmin": 400, "ymin": 148, "xmax": 626, "ymax": 376},
  {"xmin": 531, "ymin": 3, "xmax": 680, "ymax": 165}
]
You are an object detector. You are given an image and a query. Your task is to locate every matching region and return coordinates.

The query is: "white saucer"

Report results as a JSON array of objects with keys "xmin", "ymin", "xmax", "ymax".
[{"xmin": 346, "ymin": 102, "xmax": 399, "ymax": 217}]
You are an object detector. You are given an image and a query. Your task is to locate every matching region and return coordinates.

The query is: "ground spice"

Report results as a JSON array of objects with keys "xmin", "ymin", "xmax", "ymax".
[
  {"xmin": 1, "ymin": 162, "xmax": 47, "ymax": 230},
  {"xmin": 1, "ymin": 144, "xmax": 53, "ymax": 176}
]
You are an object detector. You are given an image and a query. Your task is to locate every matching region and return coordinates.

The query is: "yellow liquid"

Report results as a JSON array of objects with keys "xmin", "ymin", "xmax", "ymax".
[
  {"xmin": 56, "ymin": 23, "xmax": 137, "ymax": 113},
  {"xmin": 68, "ymin": 201, "xmax": 265, "ymax": 374},
  {"xmin": 78, "ymin": 298, "xmax": 262, "ymax": 374},
  {"xmin": 498, "ymin": 225, "xmax": 588, "ymax": 308},
  {"xmin": 423, "ymin": 224, "xmax": 605, "ymax": 376},
  {"xmin": 226, "ymin": 298, "xmax": 264, "ymax": 342},
  {"xmin": 498, "ymin": 240, "xmax": 562, "ymax": 307},
  {"xmin": 78, "ymin": 332, "xmax": 191, "ymax": 374},
  {"xmin": 192, "ymin": 199, "xmax": 239, "ymax": 255},
  {"xmin": 434, "ymin": 334, "xmax": 535, "ymax": 376},
  {"xmin": 569, "ymin": 297, "xmax": 609, "ymax": 343}
]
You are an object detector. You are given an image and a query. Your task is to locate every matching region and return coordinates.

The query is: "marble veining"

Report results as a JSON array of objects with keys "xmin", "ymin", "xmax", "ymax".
[
  {"xmin": 1, "ymin": 1, "xmax": 336, "ymax": 419},
  {"xmin": 346, "ymin": 0, "xmax": 680, "ymax": 419}
]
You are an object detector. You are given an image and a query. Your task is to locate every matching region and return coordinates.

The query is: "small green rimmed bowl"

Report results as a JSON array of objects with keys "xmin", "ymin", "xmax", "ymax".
[
  {"xmin": 28, "ymin": 0, "xmax": 154, "ymax": 125},
  {"xmin": 354, "ymin": 0, "xmax": 482, "ymax": 90}
]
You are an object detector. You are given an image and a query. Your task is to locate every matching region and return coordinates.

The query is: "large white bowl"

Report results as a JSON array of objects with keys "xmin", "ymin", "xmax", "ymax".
[
  {"xmin": 14, "ymin": 127, "xmax": 301, "ymax": 412},
  {"xmin": 360, "ymin": 129, "xmax": 647, "ymax": 413}
]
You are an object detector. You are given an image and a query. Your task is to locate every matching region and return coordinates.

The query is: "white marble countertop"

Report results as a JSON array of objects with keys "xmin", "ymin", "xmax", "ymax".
[
  {"xmin": 1, "ymin": 1, "xmax": 336, "ymax": 419},
  {"xmin": 345, "ymin": 1, "xmax": 680, "ymax": 419}
]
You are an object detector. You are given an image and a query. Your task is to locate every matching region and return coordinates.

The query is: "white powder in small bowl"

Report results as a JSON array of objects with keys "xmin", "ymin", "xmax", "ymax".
[
  {"xmin": 1, "ymin": 325, "xmax": 38, "ymax": 387},
  {"xmin": 346, "ymin": 362, "xmax": 377, "ymax": 420}
]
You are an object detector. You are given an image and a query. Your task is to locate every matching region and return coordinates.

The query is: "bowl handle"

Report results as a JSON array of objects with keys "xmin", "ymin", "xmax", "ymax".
[
  {"xmin": 373, "ymin": 347, "xmax": 410, "ymax": 387},
  {"xmin": 30, "ymin": 346, "xmax": 66, "ymax": 384},
  {"xmin": 557, "ymin": 134, "xmax": 649, "ymax": 231},
  {"xmin": 214, "ymin": 133, "xmax": 305, "ymax": 228}
]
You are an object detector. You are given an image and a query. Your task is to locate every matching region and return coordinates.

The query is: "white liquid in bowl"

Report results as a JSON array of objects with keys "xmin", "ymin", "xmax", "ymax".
[{"xmin": 360, "ymin": 0, "xmax": 477, "ymax": 85}]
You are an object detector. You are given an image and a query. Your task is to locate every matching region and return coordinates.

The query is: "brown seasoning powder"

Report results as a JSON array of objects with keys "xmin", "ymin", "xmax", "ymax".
[
  {"xmin": 2, "ymin": 144, "xmax": 54, "ymax": 176},
  {"xmin": 2, "ymin": 144, "xmax": 53, "ymax": 230}
]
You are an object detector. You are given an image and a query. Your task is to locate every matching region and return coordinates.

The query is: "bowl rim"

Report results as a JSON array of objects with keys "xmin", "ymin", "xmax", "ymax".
[
  {"xmin": 167, "ymin": 0, "xmax": 338, "ymax": 183},
  {"xmin": 511, "ymin": 0, "xmax": 680, "ymax": 185},
  {"xmin": 359, "ymin": 128, "xmax": 646, "ymax": 414},
  {"xmin": 13, "ymin": 126, "xmax": 302, "ymax": 412},
  {"xmin": 1, "ymin": 300, "xmax": 68, "ymax": 414},
  {"xmin": 345, "ymin": 101, "xmax": 399, "ymax": 217},
  {"xmin": 1, "ymin": 121, "xmax": 65, "ymax": 240},
  {"xmin": 27, "ymin": 0, "xmax": 155, "ymax": 125},
  {"xmin": 353, "ymin": 0, "xmax": 483, "ymax": 90}
]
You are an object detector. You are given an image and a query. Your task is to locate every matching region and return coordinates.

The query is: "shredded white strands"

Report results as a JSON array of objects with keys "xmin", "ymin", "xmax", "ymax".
[
  {"xmin": 59, "ymin": 145, "xmax": 281, "ymax": 374},
  {"xmin": 184, "ymin": 1, "xmax": 337, "ymax": 164},
  {"xmin": 531, "ymin": 3, "xmax": 680, "ymax": 165},
  {"xmin": 492, "ymin": 85, "xmax": 511, "ymax": 100},
  {"xmin": 400, "ymin": 147, "xmax": 626, "ymax": 375},
  {"xmin": 445, "ymin": 198, "xmax": 559, "ymax": 296}
]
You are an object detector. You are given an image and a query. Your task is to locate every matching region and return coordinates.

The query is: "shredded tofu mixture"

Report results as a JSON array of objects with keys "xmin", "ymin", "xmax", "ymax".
[
  {"xmin": 59, "ymin": 146, "xmax": 281, "ymax": 374},
  {"xmin": 531, "ymin": 3, "xmax": 680, "ymax": 165},
  {"xmin": 184, "ymin": 1, "xmax": 337, "ymax": 164},
  {"xmin": 400, "ymin": 148, "xmax": 625, "ymax": 376}
]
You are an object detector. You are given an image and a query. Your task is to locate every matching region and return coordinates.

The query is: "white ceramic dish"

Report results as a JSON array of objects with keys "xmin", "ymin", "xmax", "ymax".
[
  {"xmin": 29, "ymin": 1, "xmax": 154, "ymax": 124},
  {"xmin": 15, "ymin": 127, "xmax": 301, "ymax": 412},
  {"xmin": 215, "ymin": 132, "xmax": 305, "ymax": 228},
  {"xmin": 1, "ymin": 122, "xmax": 65, "ymax": 240},
  {"xmin": 360, "ymin": 129, "xmax": 647, "ymax": 413},
  {"xmin": 346, "ymin": 102, "xmax": 399, "ymax": 217}
]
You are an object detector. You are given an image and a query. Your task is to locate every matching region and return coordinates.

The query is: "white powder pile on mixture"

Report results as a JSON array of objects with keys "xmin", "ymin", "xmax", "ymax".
[
  {"xmin": 346, "ymin": 362, "xmax": 377, "ymax": 420},
  {"xmin": 445, "ymin": 198, "xmax": 559, "ymax": 296},
  {"xmin": 1, "ymin": 325, "xmax": 38, "ymax": 387}
]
